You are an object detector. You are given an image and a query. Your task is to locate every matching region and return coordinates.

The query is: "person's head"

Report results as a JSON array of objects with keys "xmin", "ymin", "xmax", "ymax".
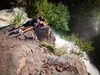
[
  {"xmin": 42, "ymin": 18, "xmax": 46, "ymax": 22},
  {"xmin": 39, "ymin": 16, "xmax": 43, "ymax": 21}
]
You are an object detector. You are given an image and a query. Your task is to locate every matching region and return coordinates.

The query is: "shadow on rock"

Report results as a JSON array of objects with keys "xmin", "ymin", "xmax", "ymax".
[{"xmin": 9, "ymin": 32, "xmax": 17, "ymax": 36}]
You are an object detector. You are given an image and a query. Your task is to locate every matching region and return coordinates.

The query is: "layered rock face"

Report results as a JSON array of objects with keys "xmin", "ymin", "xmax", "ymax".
[{"xmin": 0, "ymin": 25, "xmax": 88, "ymax": 75}]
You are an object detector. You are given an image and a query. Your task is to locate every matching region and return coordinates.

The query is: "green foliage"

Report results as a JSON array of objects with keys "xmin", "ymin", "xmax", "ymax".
[
  {"xmin": 26, "ymin": 0, "xmax": 40, "ymax": 18},
  {"xmin": 39, "ymin": 41, "xmax": 56, "ymax": 53},
  {"xmin": 38, "ymin": 1, "xmax": 70, "ymax": 32},
  {"xmin": 75, "ymin": 38, "xmax": 94, "ymax": 54},
  {"xmin": 11, "ymin": 10, "xmax": 25, "ymax": 26},
  {"xmin": 70, "ymin": 33, "xmax": 94, "ymax": 54},
  {"xmin": 70, "ymin": 49, "xmax": 84, "ymax": 58},
  {"xmin": 70, "ymin": 49, "xmax": 88, "ymax": 60},
  {"xmin": 58, "ymin": 49, "xmax": 68, "ymax": 55},
  {"xmin": 39, "ymin": 41, "xmax": 68, "ymax": 55}
]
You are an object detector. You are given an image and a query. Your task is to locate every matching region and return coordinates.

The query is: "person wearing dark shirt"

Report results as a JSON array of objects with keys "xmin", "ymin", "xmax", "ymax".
[{"xmin": 17, "ymin": 16, "xmax": 43, "ymax": 28}]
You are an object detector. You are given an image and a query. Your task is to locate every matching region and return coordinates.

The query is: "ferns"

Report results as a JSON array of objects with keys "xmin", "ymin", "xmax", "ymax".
[{"xmin": 11, "ymin": 10, "xmax": 25, "ymax": 26}]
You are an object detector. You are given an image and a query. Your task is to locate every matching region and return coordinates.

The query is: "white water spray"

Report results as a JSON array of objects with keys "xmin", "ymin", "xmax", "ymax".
[
  {"xmin": 54, "ymin": 33, "xmax": 100, "ymax": 75},
  {"xmin": 0, "ymin": 8, "xmax": 30, "ymax": 27}
]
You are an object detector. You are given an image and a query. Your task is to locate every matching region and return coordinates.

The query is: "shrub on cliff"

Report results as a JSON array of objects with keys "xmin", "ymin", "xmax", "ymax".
[
  {"xmin": 70, "ymin": 33, "xmax": 94, "ymax": 54},
  {"xmin": 39, "ymin": 41, "xmax": 56, "ymax": 53}
]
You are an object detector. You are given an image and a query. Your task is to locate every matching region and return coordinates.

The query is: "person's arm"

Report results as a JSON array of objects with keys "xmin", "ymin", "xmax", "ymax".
[
  {"xmin": 40, "ymin": 21, "xmax": 48, "ymax": 26},
  {"xmin": 45, "ymin": 23, "xmax": 48, "ymax": 25}
]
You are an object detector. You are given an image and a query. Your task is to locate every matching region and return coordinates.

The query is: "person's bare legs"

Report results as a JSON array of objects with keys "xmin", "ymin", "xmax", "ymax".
[
  {"xmin": 19, "ymin": 26, "xmax": 27, "ymax": 30},
  {"xmin": 22, "ymin": 26, "xmax": 34, "ymax": 33},
  {"xmin": 23, "ymin": 26, "xmax": 34, "ymax": 33},
  {"xmin": 16, "ymin": 26, "xmax": 34, "ymax": 35}
]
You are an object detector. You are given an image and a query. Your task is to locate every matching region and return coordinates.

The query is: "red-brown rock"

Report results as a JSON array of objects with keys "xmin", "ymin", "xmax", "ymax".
[
  {"xmin": 0, "ymin": 25, "xmax": 88, "ymax": 75},
  {"xmin": 35, "ymin": 25, "xmax": 56, "ymax": 45}
]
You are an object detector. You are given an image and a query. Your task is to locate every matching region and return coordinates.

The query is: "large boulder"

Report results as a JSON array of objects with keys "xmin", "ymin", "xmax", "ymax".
[
  {"xmin": 35, "ymin": 25, "xmax": 56, "ymax": 45},
  {"xmin": 0, "ymin": 25, "xmax": 88, "ymax": 75}
]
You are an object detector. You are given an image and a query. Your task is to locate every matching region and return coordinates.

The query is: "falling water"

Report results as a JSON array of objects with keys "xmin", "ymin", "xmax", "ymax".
[
  {"xmin": 0, "ymin": 8, "xmax": 99, "ymax": 75},
  {"xmin": 0, "ymin": 9, "xmax": 13, "ymax": 27},
  {"xmin": 54, "ymin": 33, "xmax": 100, "ymax": 75},
  {"xmin": 0, "ymin": 7, "xmax": 30, "ymax": 27}
]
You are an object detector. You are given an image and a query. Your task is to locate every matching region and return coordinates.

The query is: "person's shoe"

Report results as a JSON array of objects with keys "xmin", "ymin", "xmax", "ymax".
[
  {"xmin": 19, "ymin": 29, "xmax": 24, "ymax": 35},
  {"xmin": 21, "ymin": 31, "xmax": 24, "ymax": 35},
  {"xmin": 19, "ymin": 29, "xmax": 22, "ymax": 33},
  {"xmin": 15, "ymin": 29, "xmax": 19, "ymax": 33}
]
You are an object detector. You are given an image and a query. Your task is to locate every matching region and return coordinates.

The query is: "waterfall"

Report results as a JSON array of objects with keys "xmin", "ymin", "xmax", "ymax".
[
  {"xmin": 0, "ymin": 9, "xmax": 13, "ymax": 27},
  {"xmin": 0, "ymin": 7, "xmax": 99, "ymax": 75},
  {"xmin": 54, "ymin": 33, "xmax": 100, "ymax": 75},
  {"xmin": 0, "ymin": 7, "xmax": 30, "ymax": 27}
]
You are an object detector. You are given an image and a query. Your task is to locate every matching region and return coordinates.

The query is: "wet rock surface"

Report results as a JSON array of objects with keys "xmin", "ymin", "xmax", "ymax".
[{"xmin": 0, "ymin": 25, "xmax": 88, "ymax": 75}]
